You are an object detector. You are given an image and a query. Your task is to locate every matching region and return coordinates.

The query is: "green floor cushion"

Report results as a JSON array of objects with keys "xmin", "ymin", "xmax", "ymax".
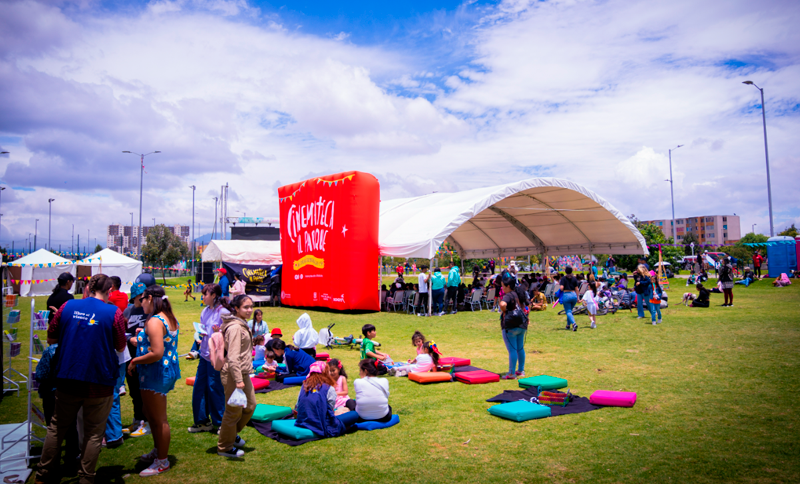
[
  {"xmin": 487, "ymin": 401, "xmax": 552, "ymax": 422},
  {"xmin": 518, "ymin": 375, "xmax": 568, "ymax": 391},
  {"xmin": 250, "ymin": 404, "xmax": 293, "ymax": 423},
  {"xmin": 271, "ymin": 419, "xmax": 318, "ymax": 440}
]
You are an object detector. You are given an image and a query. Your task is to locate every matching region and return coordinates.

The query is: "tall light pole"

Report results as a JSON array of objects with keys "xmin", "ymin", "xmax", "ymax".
[
  {"xmin": 666, "ymin": 145, "xmax": 683, "ymax": 243},
  {"xmin": 34, "ymin": 219, "xmax": 39, "ymax": 251},
  {"xmin": 752, "ymin": 223, "xmax": 757, "ymax": 234},
  {"xmin": 190, "ymin": 185, "xmax": 196, "ymax": 277},
  {"xmin": 743, "ymin": 81, "xmax": 774, "ymax": 236},
  {"xmin": 48, "ymin": 198, "xmax": 55, "ymax": 250},
  {"xmin": 0, "ymin": 186, "xmax": 5, "ymax": 248},
  {"xmin": 123, "ymin": 150, "xmax": 161, "ymax": 260},
  {"xmin": 212, "ymin": 197, "xmax": 218, "ymax": 240}
]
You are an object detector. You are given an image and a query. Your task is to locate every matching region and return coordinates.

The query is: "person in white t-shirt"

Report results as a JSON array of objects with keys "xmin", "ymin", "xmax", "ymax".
[
  {"xmin": 354, "ymin": 359, "xmax": 392, "ymax": 422},
  {"xmin": 417, "ymin": 265, "xmax": 429, "ymax": 316}
]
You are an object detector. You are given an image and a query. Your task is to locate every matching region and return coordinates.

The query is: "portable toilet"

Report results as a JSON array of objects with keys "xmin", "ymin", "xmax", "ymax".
[{"xmin": 766, "ymin": 236, "xmax": 797, "ymax": 277}]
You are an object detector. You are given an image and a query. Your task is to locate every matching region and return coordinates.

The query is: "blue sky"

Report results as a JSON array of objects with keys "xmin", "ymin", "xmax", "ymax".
[{"xmin": 0, "ymin": 0, "xmax": 799, "ymax": 251}]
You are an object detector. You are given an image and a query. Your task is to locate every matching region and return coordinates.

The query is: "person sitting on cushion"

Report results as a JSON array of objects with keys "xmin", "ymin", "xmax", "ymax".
[
  {"xmin": 294, "ymin": 362, "xmax": 357, "ymax": 437},
  {"xmin": 691, "ymin": 283, "xmax": 711, "ymax": 307},
  {"xmin": 354, "ymin": 359, "xmax": 392, "ymax": 423},
  {"xmin": 271, "ymin": 339, "xmax": 316, "ymax": 378}
]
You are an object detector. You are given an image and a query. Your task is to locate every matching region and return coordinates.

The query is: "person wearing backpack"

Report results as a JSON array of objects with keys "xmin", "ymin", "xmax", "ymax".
[
  {"xmin": 189, "ymin": 283, "xmax": 228, "ymax": 435},
  {"xmin": 216, "ymin": 295, "xmax": 256, "ymax": 458},
  {"xmin": 499, "ymin": 272, "xmax": 528, "ymax": 380}
]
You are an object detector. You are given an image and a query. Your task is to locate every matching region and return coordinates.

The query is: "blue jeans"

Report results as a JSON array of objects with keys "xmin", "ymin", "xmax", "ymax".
[
  {"xmin": 336, "ymin": 411, "xmax": 359, "ymax": 428},
  {"xmin": 649, "ymin": 302, "xmax": 662, "ymax": 322},
  {"xmin": 105, "ymin": 362, "xmax": 126, "ymax": 442},
  {"xmin": 561, "ymin": 291, "xmax": 578, "ymax": 327},
  {"xmin": 192, "ymin": 358, "xmax": 225, "ymax": 426},
  {"xmin": 502, "ymin": 328, "xmax": 526, "ymax": 373},
  {"xmin": 636, "ymin": 292, "xmax": 645, "ymax": 318},
  {"xmin": 432, "ymin": 288, "xmax": 445, "ymax": 313}
]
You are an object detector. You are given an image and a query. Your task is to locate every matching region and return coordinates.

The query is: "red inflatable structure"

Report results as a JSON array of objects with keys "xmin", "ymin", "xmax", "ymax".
[{"xmin": 278, "ymin": 171, "xmax": 380, "ymax": 311}]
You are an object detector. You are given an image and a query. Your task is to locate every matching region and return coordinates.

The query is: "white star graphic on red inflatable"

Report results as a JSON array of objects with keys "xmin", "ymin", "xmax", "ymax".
[{"xmin": 342, "ymin": 225, "xmax": 348, "ymax": 237}]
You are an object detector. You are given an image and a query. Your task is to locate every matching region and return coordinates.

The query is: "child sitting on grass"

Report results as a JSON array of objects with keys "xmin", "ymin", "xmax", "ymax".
[
  {"xmin": 294, "ymin": 362, "xmax": 358, "ymax": 437},
  {"xmin": 361, "ymin": 324, "xmax": 391, "ymax": 363},
  {"xmin": 389, "ymin": 341, "xmax": 440, "ymax": 377},
  {"xmin": 328, "ymin": 359, "xmax": 351, "ymax": 415},
  {"xmin": 271, "ymin": 339, "xmax": 316, "ymax": 378}
]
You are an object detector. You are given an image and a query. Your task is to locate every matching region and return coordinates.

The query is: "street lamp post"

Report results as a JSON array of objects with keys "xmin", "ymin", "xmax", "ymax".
[
  {"xmin": 190, "ymin": 185, "xmax": 196, "ymax": 277},
  {"xmin": 742, "ymin": 81, "xmax": 774, "ymax": 237},
  {"xmin": 123, "ymin": 150, "xmax": 161, "ymax": 260},
  {"xmin": 752, "ymin": 223, "xmax": 757, "ymax": 234},
  {"xmin": 0, "ymin": 186, "xmax": 6, "ymax": 248},
  {"xmin": 48, "ymin": 198, "xmax": 55, "ymax": 250},
  {"xmin": 667, "ymin": 145, "xmax": 683, "ymax": 243},
  {"xmin": 34, "ymin": 219, "xmax": 39, "ymax": 251},
  {"xmin": 212, "ymin": 197, "xmax": 218, "ymax": 240}
]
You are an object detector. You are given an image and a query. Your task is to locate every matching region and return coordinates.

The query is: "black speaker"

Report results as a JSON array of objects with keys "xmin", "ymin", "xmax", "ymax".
[{"xmin": 196, "ymin": 262, "xmax": 216, "ymax": 284}]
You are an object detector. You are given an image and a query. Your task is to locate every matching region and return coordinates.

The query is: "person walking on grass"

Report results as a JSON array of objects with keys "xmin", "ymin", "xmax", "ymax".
[
  {"xmin": 189, "ymin": 283, "xmax": 227, "ymax": 434},
  {"xmin": 217, "ymin": 295, "xmax": 257, "ymax": 458},
  {"xmin": 560, "ymin": 266, "xmax": 580, "ymax": 331},
  {"xmin": 129, "ymin": 285, "xmax": 181, "ymax": 476},
  {"xmin": 35, "ymin": 274, "xmax": 127, "ymax": 484}
]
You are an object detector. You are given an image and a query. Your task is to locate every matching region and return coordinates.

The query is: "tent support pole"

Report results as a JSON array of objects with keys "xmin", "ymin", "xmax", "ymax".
[{"xmin": 428, "ymin": 258, "xmax": 433, "ymax": 317}]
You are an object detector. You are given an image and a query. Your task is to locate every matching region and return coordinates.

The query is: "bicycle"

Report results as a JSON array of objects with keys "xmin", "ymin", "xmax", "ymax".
[{"xmin": 318, "ymin": 323, "xmax": 381, "ymax": 350}]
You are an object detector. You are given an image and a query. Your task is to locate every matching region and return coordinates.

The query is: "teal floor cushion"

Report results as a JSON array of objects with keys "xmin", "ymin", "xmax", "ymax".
[
  {"xmin": 518, "ymin": 375, "xmax": 568, "ymax": 390},
  {"xmin": 250, "ymin": 404, "xmax": 293, "ymax": 423},
  {"xmin": 353, "ymin": 414, "xmax": 400, "ymax": 431},
  {"xmin": 271, "ymin": 419, "xmax": 318, "ymax": 440},
  {"xmin": 488, "ymin": 401, "xmax": 551, "ymax": 422}
]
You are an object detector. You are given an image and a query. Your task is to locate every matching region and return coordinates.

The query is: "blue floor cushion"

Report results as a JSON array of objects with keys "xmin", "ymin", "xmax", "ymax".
[
  {"xmin": 250, "ymin": 404, "xmax": 292, "ymax": 423},
  {"xmin": 271, "ymin": 419, "xmax": 318, "ymax": 440},
  {"xmin": 283, "ymin": 376, "xmax": 307, "ymax": 385},
  {"xmin": 488, "ymin": 401, "xmax": 552, "ymax": 422},
  {"xmin": 353, "ymin": 414, "xmax": 400, "ymax": 431}
]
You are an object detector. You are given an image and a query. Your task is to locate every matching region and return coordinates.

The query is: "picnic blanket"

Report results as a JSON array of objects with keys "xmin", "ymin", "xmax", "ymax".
[
  {"xmin": 486, "ymin": 388, "xmax": 601, "ymax": 417},
  {"xmin": 251, "ymin": 419, "xmax": 324, "ymax": 446},
  {"xmin": 254, "ymin": 380, "xmax": 296, "ymax": 394}
]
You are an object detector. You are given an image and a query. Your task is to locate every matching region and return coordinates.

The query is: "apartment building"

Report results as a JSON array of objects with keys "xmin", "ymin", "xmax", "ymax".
[
  {"xmin": 107, "ymin": 224, "xmax": 191, "ymax": 253},
  {"xmin": 643, "ymin": 215, "xmax": 741, "ymax": 244}
]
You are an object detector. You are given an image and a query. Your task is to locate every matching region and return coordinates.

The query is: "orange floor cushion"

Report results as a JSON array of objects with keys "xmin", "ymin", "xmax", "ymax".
[
  {"xmin": 408, "ymin": 371, "xmax": 453, "ymax": 384},
  {"xmin": 186, "ymin": 376, "xmax": 195, "ymax": 386}
]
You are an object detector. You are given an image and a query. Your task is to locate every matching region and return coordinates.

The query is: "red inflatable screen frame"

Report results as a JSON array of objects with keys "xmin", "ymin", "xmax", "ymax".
[{"xmin": 278, "ymin": 171, "xmax": 380, "ymax": 311}]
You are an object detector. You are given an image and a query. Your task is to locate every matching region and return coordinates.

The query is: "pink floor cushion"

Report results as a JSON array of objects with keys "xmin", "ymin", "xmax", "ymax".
[
  {"xmin": 454, "ymin": 370, "xmax": 500, "ymax": 384},
  {"xmin": 439, "ymin": 357, "xmax": 471, "ymax": 367},
  {"xmin": 315, "ymin": 353, "xmax": 330, "ymax": 361},
  {"xmin": 589, "ymin": 390, "xmax": 637, "ymax": 407},
  {"xmin": 252, "ymin": 378, "xmax": 271, "ymax": 391}
]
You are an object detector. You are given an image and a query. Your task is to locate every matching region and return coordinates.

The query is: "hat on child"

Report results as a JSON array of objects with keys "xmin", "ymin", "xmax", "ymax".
[
  {"xmin": 308, "ymin": 361, "xmax": 327, "ymax": 374},
  {"xmin": 271, "ymin": 328, "xmax": 283, "ymax": 337}
]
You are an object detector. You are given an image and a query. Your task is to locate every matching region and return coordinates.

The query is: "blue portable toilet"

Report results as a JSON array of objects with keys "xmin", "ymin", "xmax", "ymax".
[{"xmin": 766, "ymin": 236, "xmax": 797, "ymax": 277}]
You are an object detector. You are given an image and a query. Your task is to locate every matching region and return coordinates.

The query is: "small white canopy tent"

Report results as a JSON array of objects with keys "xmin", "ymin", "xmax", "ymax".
[
  {"xmin": 10, "ymin": 249, "xmax": 76, "ymax": 297},
  {"xmin": 379, "ymin": 177, "xmax": 648, "ymax": 259},
  {"xmin": 201, "ymin": 240, "xmax": 283, "ymax": 265},
  {"xmin": 76, "ymin": 248, "xmax": 143, "ymax": 292}
]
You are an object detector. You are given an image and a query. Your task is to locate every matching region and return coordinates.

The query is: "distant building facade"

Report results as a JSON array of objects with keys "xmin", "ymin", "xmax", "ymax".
[
  {"xmin": 643, "ymin": 215, "xmax": 741, "ymax": 244},
  {"xmin": 107, "ymin": 224, "xmax": 191, "ymax": 253}
]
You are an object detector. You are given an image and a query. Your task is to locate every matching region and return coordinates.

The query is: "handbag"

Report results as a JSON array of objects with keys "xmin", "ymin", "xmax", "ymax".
[{"xmin": 504, "ymin": 292, "xmax": 528, "ymax": 329}]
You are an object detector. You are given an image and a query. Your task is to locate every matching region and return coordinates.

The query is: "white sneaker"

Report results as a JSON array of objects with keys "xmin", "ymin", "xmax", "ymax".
[
  {"xmin": 590, "ymin": 323, "xmax": 596, "ymax": 329},
  {"xmin": 652, "ymin": 321, "xmax": 657, "ymax": 325},
  {"xmin": 131, "ymin": 422, "xmax": 151, "ymax": 438},
  {"xmin": 140, "ymin": 458, "xmax": 170, "ymax": 477},
  {"xmin": 218, "ymin": 448, "xmax": 245, "ymax": 458},
  {"xmin": 657, "ymin": 319, "xmax": 662, "ymax": 324},
  {"xmin": 118, "ymin": 385, "xmax": 126, "ymax": 396},
  {"xmin": 140, "ymin": 448, "xmax": 158, "ymax": 464}
]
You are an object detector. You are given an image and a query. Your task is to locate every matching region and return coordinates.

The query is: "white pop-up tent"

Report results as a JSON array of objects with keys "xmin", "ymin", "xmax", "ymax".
[
  {"xmin": 9, "ymin": 249, "xmax": 76, "ymax": 297},
  {"xmin": 76, "ymin": 248, "xmax": 143, "ymax": 292},
  {"xmin": 201, "ymin": 240, "xmax": 283, "ymax": 265},
  {"xmin": 379, "ymin": 177, "xmax": 648, "ymax": 259}
]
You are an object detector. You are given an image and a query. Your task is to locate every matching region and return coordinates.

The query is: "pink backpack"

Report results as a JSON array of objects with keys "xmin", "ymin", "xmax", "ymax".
[{"xmin": 208, "ymin": 328, "xmax": 228, "ymax": 371}]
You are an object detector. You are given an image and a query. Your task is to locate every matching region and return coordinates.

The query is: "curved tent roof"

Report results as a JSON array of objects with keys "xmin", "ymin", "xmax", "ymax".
[
  {"xmin": 76, "ymin": 248, "xmax": 143, "ymax": 292},
  {"xmin": 202, "ymin": 240, "xmax": 282, "ymax": 265},
  {"xmin": 379, "ymin": 177, "xmax": 648, "ymax": 259}
]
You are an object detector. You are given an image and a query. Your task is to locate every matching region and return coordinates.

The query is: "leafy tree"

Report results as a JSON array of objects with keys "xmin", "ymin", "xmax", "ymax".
[
  {"xmin": 723, "ymin": 232, "xmax": 769, "ymax": 264},
  {"xmin": 681, "ymin": 233, "xmax": 699, "ymax": 255},
  {"xmin": 94, "ymin": 244, "xmax": 103, "ymax": 253},
  {"xmin": 142, "ymin": 224, "xmax": 189, "ymax": 284},
  {"xmin": 612, "ymin": 216, "xmax": 684, "ymax": 273},
  {"xmin": 778, "ymin": 223, "xmax": 798, "ymax": 237}
]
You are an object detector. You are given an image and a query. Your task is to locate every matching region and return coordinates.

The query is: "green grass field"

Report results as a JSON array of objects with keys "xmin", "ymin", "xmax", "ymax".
[{"xmin": 2, "ymin": 280, "xmax": 799, "ymax": 483}]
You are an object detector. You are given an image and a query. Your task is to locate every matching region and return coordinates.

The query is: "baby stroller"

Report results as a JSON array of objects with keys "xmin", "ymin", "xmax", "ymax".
[{"xmin": 615, "ymin": 288, "xmax": 634, "ymax": 312}]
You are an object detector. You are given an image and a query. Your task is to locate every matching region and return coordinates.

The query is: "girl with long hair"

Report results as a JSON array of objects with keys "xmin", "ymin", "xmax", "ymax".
[{"xmin": 189, "ymin": 283, "xmax": 226, "ymax": 434}]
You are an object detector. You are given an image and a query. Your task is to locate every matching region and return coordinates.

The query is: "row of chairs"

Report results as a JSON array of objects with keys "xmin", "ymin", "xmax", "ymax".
[{"xmin": 381, "ymin": 288, "xmax": 501, "ymax": 314}]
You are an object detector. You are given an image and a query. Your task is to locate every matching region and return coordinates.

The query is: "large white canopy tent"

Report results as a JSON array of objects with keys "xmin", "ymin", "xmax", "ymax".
[
  {"xmin": 76, "ymin": 248, "xmax": 143, "ymax": 292},
  {"xmin": 201, "ymin": 240, "xmax": 283, "ymax": 265},
  {"xmin": 379, "ymin": 177, "xmax": 649, "ymax": 260},
  {"xmin": 9, "ymin": 249, "xmax": 76, "ymax": 297}
]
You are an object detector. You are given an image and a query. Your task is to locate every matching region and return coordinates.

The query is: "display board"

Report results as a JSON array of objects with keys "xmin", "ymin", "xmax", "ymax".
[
  {"xmin": 278, "ymin": 171, "xmax": 380, "ymax": 311},
  {"xmin": 222, "ymin": 262, "xmax": 275, "ymax": 296}
]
